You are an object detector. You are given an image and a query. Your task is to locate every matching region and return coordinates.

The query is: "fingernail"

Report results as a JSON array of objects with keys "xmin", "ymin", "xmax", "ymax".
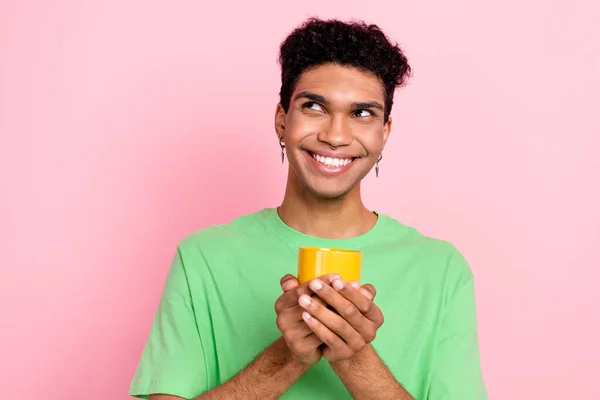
[
  {"xmin": 299, "ymin": 295, "xmax": 311, "ymax": 306},
  {"xmin": 332, "ymin": 279, "xmax": 344, "ymax": 290},
  {"xmin": 302, "ymin": 311, "xmax": 312, "ymax": 321},
  {"xmin": 310, "ymin": 279, "xmax": 323, "ymax": 291},
  {"xmin": 360, "ymin": 288, "xmax": 372, "ymax": 299},
  {"xmin": 282, "ymin": 280, "xmax": 295, "ymax": 291},
  {"xmin": 329, "ymin": 274, "xmax": 340, "ymax": 283},
  {"xmin": 350, "ymin": 281, "xmax": 360, "ymax": 289}
]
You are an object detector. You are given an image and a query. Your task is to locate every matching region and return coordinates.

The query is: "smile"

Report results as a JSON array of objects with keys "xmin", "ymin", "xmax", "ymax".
[
  {"xmin": 309, "ymin": 152, "xmax": 355, "ymax": 167},
  {"xmin": 303, "ymin": 150, "xmax": 358, "ymax": 176}
]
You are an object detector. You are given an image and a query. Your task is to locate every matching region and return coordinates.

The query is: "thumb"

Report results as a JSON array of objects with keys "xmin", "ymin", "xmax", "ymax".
[
  {"xmin": 360, "ymin": 284, "xmax": 376, "ymax": 300},
  {"xmin": 280, "ymin": 274, "xmax": 299, "ymax": 292}
]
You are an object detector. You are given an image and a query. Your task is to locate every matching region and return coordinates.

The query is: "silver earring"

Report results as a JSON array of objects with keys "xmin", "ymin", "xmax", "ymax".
[
  {"xmin": 278, "ymin": 133, "xmax": 285, "ymax": 164},
  {"xmin": 375, "ymin": 153, "xmax": 382, "ymax": 178}
]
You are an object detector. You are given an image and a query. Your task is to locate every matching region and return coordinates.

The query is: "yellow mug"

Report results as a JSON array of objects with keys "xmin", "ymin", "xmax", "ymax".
[{"xmin": 297, "ymin": 247, "xmax": 362, "ymax": 284}]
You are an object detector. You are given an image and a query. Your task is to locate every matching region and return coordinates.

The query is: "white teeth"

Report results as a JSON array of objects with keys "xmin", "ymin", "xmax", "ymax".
[{"xmin": 312, "ymin": 153, "xmax": 353, "ymax": 167}]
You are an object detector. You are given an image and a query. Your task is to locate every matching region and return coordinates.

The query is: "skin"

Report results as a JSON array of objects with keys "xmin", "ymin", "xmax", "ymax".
[
  {"xmin": 149, "ymin": 63, "xmax": 414, "ymax": 399},
  {"xmin": 276, "ymin": 63, "xmax": 392, "ymax": 240}
]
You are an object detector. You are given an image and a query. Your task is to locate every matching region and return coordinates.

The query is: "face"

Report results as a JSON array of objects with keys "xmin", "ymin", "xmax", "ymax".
[{"xmin": 275, "ymin": 63, "xmax": 392, "ymax": 199}]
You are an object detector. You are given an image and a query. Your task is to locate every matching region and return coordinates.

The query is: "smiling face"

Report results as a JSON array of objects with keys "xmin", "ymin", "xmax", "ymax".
[{"xmin": 275, "ymin": 63, "xmax": 392, "ymax": 200}]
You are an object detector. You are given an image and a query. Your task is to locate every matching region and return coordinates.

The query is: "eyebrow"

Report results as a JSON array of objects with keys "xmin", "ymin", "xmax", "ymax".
[
  {"xmin": 350, "ymin": 101, "xmax": 384, "ymax": 111},
  {"xmin": 294, "ymin": 91, "xmax": 329, "ymax": 104},
  {"xmin": 294, "ymin": 91, "xmax": 384, "ymax": 111}
]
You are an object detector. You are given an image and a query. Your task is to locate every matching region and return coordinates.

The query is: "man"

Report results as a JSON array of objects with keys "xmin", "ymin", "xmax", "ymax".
[{"xmin": 130, "ymin": 18, "xmax": 487, "ymax": 399}]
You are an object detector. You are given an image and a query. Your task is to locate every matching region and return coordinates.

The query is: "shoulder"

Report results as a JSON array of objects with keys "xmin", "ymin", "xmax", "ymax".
[
  {"xmin": 377, "ymin": 212, "xmax": 474, "ymax": 291},
  {"xmin": 176, "ymin": 208, "xmax": 272, "ymax": 255}
]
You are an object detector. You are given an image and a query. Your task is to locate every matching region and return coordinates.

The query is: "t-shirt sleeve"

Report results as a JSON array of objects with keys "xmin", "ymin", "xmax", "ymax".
[
  {"xmin": 129, "ymin": 247, "xmax": 208, "ymax": 399},
  {"xmin": 428, "ymin": 252, "xmax": 488, "ymax": 400}
]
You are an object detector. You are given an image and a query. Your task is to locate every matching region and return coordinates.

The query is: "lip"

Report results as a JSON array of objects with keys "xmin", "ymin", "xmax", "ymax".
[{"xmin": 303, "ymin": 150, "xmax": 358, "ymax": 175}]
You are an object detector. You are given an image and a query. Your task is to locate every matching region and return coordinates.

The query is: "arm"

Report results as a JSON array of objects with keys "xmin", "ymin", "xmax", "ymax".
[
  {"xmin": 149, "ymin": 341, "xmax": 412, "ymax": 400},
  {"xmin": 149, "ymin": 337, "xmax": 308, "ymax": 400},
  {"xmin": 330, "ymin": 345, "xmax": 413, "ymax": 400},
  {"xmin": 428, "ymin": 275, "xmax": 487, "ymax": 399},
  {"xmin": 138, "ymin": 273, "xmax": 330, "ymax": 400}
]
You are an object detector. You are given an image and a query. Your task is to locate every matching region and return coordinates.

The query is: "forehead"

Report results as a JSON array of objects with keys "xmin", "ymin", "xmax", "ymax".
[{"xmin": 293, "ymin": 64, "xmax": 385, "ymax": 103}]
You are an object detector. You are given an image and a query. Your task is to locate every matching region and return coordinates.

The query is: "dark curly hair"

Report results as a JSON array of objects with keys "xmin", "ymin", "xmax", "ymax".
[{"xmin": 278, "ymin": 18, "xmax": 411, "ymax": 123}]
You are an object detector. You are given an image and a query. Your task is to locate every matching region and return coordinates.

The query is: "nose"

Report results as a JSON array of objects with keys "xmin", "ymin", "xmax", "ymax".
[{"xmin": 317, "ymin": 114, "xmax": 352, "ymax": 148}]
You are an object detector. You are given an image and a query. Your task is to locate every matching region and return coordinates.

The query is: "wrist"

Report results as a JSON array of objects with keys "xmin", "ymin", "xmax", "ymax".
[
  {"xmin": 329, "ymin": 344, "xmax": 374, "ymax": 371},
  {"xmin": 225, "ymin": 337, "xmax": 309, "ymax": 399},
  {"xmin": 271, "ymin": 336, "xmax": 312, "ymax": 372}
]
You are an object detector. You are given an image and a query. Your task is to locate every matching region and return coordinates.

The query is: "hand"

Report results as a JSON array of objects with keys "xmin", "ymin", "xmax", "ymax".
[
  {"xmin": 274, "ymin": 274, "xmax": 338, "ymax": 366},
  {"xmin": 297, "ymin": 278, "xmax": 383, "ymax": 362}
]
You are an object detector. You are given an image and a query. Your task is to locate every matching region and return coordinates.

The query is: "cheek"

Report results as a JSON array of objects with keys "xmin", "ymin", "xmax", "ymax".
[
  {"xmin": 355, "ymin": 128, "xmax": 385, "ymax": 152},
  {"xmin": 287, "ymin": 111, "xmax": 327, "ymax": 134}
]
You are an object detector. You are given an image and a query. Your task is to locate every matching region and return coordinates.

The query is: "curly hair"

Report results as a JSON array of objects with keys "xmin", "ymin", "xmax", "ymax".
[{"xmin": 278, "ymin": 18, "xmax": 411, "ymax": 123}]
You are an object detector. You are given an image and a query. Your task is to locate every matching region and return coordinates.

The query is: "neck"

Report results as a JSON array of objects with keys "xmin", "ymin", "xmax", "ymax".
[{"xmin": 278, "ymin": 180, "xmax": 377, "ymax": 240}]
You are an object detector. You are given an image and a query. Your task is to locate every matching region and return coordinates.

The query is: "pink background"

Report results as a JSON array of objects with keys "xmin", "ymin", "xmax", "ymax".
[{"xmin": 1, "ymin": 1, "xmax": 599, "ymax": 399}]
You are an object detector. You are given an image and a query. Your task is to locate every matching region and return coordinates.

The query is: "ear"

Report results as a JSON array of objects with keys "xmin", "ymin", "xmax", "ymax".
[
  {"xmin": 382, "ymin": 115, "xmax": 392, "ymax": 146},
  {"xmin": 274, "ymin": 103, "xmax": 287, "ymax": 141}
]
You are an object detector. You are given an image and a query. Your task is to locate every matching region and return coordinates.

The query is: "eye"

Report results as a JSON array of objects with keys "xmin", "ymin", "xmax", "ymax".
[
  {"xmin": 353, "ymin": 109, "xmax": 372, "ymax": 117},
  {"xmin": 302, "ymin": 102, "xmax": 324, "ymax": 112}
]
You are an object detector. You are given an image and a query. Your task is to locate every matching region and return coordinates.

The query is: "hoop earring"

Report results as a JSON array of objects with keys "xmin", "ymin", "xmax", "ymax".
[
  {"xmin": 278, "ymin": 133, "xmax": 285, "ymax": 164},
  {"xmin": 376, "ymin": 153, "xmax": 382, "ymax": 178}
]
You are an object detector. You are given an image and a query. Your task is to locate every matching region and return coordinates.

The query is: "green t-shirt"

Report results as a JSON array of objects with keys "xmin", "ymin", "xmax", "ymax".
[{"xmin": 129, "ymin": 208, "xmax": 487, "ymax": 399}]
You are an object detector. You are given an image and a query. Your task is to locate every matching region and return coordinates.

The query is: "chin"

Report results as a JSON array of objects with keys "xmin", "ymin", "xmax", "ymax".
[
  {"xmin": 289, "ymin": 162, "xmax": 365, "ymax": 200},
  {"xmin": 304, "ymin": 182, "xmax": 357, "ymax": 200}
]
